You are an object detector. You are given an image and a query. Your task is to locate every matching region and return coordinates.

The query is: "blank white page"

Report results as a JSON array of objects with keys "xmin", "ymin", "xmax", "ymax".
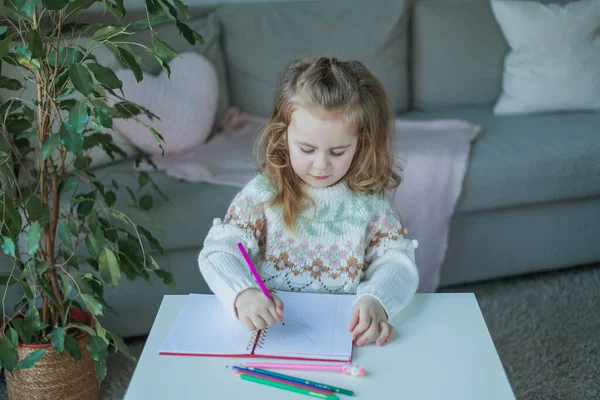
[
  {"xmin": 159, "ymin": 294, "xmax": 251, "ymax": 356},
  {"xmin": 255, "ymin": 292, "xmax": 355, "ymax": 361}
]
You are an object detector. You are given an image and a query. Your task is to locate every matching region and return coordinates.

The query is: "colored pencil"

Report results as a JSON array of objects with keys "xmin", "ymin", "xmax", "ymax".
[
  {"xmin": 244, "ymin": 362, "xmax": 365, "ymax": 376},
  {"xmin": 233, "ymin": 369, "xmax": 332, "ymax": 395},
  {"xmin": 238, "ymin": 372, "xmax": 339, "ymax": 399},
  {"xmin": 237, "ymin": 242, "xmax": 284, "ymax": 325},
  {"xmin": 250, "ymin": 367, "xmax": 354, "ymax": 396}
]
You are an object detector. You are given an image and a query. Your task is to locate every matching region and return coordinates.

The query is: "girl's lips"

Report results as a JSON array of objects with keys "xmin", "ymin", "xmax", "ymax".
[{"xmin": 313, "ymin": 176, "xmax": 329, "ymax": 180}]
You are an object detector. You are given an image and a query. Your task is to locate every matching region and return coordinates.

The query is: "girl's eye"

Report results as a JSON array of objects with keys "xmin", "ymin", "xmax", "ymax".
[
  {"xmin": 330, "ymin": 151, "xmax": 345, "ymax": 157},
  {"xmin": 300, "ymin": 148, "xmax": 314, "ymax": 154}
]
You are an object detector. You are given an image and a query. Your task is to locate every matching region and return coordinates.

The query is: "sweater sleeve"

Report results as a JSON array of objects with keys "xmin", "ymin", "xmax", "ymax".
[
  {"xmin": 198, "ymin": 175, "xmax": 272, "ymax": 318},
  {"xmin": 356, "ymin": 192, "xmax": 419, "ymax": 322}
]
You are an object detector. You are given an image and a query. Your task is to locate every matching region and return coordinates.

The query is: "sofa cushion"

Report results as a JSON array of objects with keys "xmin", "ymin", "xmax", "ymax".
[
  {"xmin": 403, "ymin": 109, "xmax": 600, "ymax": 212},
  {"xmin": 411, "ymin": 0, "xmax": 509, "ymax": 110},
  {"xmin": 217, "ymin": 0, "xmax": 409, "ymax": 117},
  {"xmin": 490, "ymin": 0, "xmax": 600, "ymax": 115},
  {"xmin": 128, "ymin": 12, "xmax": 230, "ymax": 122}
]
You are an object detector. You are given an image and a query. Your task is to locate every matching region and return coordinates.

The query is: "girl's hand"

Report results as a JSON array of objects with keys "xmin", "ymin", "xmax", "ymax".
[
  {"xmin": 348, "ymin": 295, "xmax": 394, "ymax": 346},
  {"xmin": 234, "ymin": 288, "xmax": 284, "ymax": 330}
]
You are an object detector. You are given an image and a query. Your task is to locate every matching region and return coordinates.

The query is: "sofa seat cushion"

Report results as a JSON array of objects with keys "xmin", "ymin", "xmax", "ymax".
[{"xmin": 403, "ymin": 108, "xmax": 600, "ymax": 212}]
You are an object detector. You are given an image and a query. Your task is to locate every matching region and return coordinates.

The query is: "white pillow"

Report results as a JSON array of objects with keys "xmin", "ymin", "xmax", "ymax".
[
  {"xmin": 113, "ymin": 52, "xmax": 218, "ymax": 155},
  {"xmin": 491, "ymin": 0, "xmax": 600, "ymax": 115}
]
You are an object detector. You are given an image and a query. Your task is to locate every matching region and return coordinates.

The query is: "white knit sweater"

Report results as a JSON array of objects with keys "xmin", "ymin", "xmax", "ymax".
[{"xmin": 198, "ymin": 174, "xmax": 419, "ymax": 322}]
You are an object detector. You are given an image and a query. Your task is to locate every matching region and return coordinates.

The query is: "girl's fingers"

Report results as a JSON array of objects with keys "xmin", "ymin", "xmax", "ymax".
[
  {"xmin": 376, "ymin": 322, "xmax": 391, "ymax": 346},
  {"xmin": 250, "ymin": 315, "xmax": 268, "ymax": 330},
  {"xmin": 348, "ymin": 305, "xmax": 360, "ymax": 332},
  {"xmin": 356, "ymin": 321, "xmax": 380, "ymax": 347},
  {"xmin": 241, "ymin": 316, "xmax": 256, "ymax": 331},
  {"xmin": 352, "ymin": 307, "xmax": 371, "ymax": 340},
  {"xmin": 385, "ymin": 325, "xmax": 395, "ymax": 343},
  {"xmin": 260, "ymin": 309, "xmax": 277, "ymax": 327},
  {"xmin": 272, "ymin": 295, "xmax": 285, "ymax": 319}
]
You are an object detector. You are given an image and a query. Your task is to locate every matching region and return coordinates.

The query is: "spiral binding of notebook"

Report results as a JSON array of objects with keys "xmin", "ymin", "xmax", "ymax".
[{"xmin": 246, "ymin": 327, "xmax": 269, "ymax": 352}]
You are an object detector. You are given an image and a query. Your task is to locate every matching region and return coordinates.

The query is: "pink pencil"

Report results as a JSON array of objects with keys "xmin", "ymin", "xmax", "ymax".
[
  {"xmin": 237, "ymin": 242, "xmax": 273, "ymax": 301},
  {"xmin": 237, "ymin": 242, "xmax": 284, "ymax": 325},
  {"xmin": 243, "ymin": 362, "xmax": 366, "ymax": 376}
]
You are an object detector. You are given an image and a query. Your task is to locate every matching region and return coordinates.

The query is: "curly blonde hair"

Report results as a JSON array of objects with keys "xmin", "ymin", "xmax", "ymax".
[{"xmin": 256, "ymin": 56, "xmax": 401, "ymax": 232}]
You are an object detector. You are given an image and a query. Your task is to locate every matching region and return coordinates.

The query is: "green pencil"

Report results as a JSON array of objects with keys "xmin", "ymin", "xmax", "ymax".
[
  {"xmin": 252, "ymin": 367, "xmax": 354, "ymax": 396},
  {"xmin": 239, "ymin": 373, "xmax": 339, "ymax": 400}
]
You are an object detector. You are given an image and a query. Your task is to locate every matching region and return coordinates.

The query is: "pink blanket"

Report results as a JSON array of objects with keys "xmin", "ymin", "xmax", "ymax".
[{"xmin": 139, "ymin": 109, "xmax": 481, "ymax": 292}]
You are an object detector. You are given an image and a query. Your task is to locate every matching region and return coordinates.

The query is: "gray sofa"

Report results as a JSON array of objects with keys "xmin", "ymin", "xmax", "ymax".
[{"xmin": 2, "ymin": 0, "xmax": 599, "ymax": 338}]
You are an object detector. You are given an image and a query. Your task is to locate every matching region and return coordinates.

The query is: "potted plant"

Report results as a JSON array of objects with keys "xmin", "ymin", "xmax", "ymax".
[{"xmin": 0, "ymin": 0, "xmax": 202, "ymax": 398}]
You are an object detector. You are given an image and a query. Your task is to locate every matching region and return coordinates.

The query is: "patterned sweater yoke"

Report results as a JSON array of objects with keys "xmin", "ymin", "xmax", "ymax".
[{"xmin": 198, "ymin": 174, "xmax": 419, "ymax": 321}]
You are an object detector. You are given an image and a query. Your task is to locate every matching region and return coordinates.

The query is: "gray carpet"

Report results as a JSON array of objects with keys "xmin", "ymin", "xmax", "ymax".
[{"xmin": 1, "ymin": 263, "xmax": 598, "ymax": 399}]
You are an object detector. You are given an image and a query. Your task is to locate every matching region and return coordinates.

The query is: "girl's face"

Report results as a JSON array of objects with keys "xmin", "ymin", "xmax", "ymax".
[{"xmin": 287, "ymin": 106, "xmax": 358, "ymax": 188}]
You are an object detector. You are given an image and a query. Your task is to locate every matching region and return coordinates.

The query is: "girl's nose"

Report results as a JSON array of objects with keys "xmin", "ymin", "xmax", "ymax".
[{"xmin": 313, "ymin": 153, "xmax": 329, "ymax": 170}]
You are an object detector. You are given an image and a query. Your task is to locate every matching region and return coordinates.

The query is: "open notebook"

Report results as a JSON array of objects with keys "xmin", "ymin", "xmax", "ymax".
[{"xmin": 159, "ymin": 291, "xmax": 355, "ymax": 362}]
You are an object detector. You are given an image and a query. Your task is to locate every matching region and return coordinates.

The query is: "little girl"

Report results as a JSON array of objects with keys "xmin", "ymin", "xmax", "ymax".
[{"xmin": 198, "ymin": 56, "xmax": 419, "ymax": 347}]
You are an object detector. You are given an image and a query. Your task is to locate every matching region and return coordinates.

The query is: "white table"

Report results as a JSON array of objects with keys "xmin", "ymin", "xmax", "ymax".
[{"xmin": 125, "ymin": 293, "xmax": 515, "ymax": 399}]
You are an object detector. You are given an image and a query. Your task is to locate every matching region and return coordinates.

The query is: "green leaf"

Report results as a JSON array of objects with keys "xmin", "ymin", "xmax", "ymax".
[
  {"xmin": 114, "ymin": 101, "xmax": 142, "ymax": 117},
  {"xmin": 0, "ymin": 334, "xmax": 18, "ymax": 372},
  {"xmin": 82, "ymin": 293, "xmax": 103, "ymax": 316},
  {"xmin": 0, "ymin": 26, "xmax": 7, "ymax": 36},
  {"xmin": 154, "ymin": 269, "xmax": 175, "ymax": 288},
  {"xmin": 2, "ymin": 237, "xmax": 16, "ymax": 257},
  {"xmin": 51, "ymin": 327, "xmax": 65, "ymax": 353},
  {"xmin": 59, "ymin": 271, "xmax": 73, "ymax": 300},
  {"xmin": 69, "ymin": 102, "xmax": 89, "ymax": 133},
  {"xmin": 48, "ymin": 47, "xmax": 84, "ymax": 68},
  {"xmin": 99, "ymin": 248, "xmax": 120, "ymax": 289},
  {"xmin": 74, "ymin": 156, "xmax": 92, "ymax": 170},
  {"xmin": 26, "ymin": 221, "xmax": 41, "ymax": 256},
  {"xmin": 58, "ymin": 221, "xmax": 72, "ymax": 249},
  {"xmin": 65, "ymin": 0, "xmax": 98, "ymax": 16},
  {"xmin": 19, "ymin": 280, "xmax": 34, "ymax": 300},
  {"xmin": 37, "ymin": 260, "xmax": 50, "ymax": 275},
  {"xmin": 175, "ymin": 21, "xmax": 204, "ymax": 46},
  {"xmin": 23, "ymin": 307, "xmax": 42, "ymax": 340},
  {"xmin": 64, "ymin": 334, "xmax": 82, "ymax": 360},
  {"xmin": 95, "ymin": 358, "xmax": 107, "ymax": 385},
  {"xmin": 20, "ymin": 0, "xmax": 40, "ymax": 18},
  {"xmin": 117, "ymin": 47, "xmax": 143, "ymax": 82},
  {"xmin": 109, "ymin": 331, "xmax": 131, "ymax": 358},
  {"xmin": 11, "ymin": 319, "xmax": 28, "ymax": 344},
  {"xmin": 104, "ymin": 190, "xmax": 116, "ymax": 207},
  {"xmin": 28, "ymin": 30, "xmax": 43, "ymax": 59},
  {"xmin": 137, "ymin": 225, "xmax": 162, "ymax": 253},
  {"xmin": 152, "ymin": 36, "xmax": 179, "ymax": 59},
  {"xmin": 0, "ymin": 76, "xmax": 23, "ymax": 91},
  {"xmin": 17, "ymin": 349, "xmax": 45, "ymax": 370},
  {"xmin": 1, "ymin": 195, "xmax": 23, "ymax": 239},
  {"xmin": 42, "ymin": 133, "xmax": 61, "ymax": 160},
  {"xmin": 86, "ymin": 335, "xmax": 108, "ymax": 361},
  {"xmin": 6, "ymin": 328, "xmax": 18, "ymax": 348},
  {"xmin": 173, "ymin": 0, "xmax": 190, "ymax": 19},
  {"xmin": 68, "ymin": 218, "xmax": 78, "ymax": 236},
  {"xmin": 94, "ymin": 107, "xmax": 113, "ymax": 128},
  {"xmin": 132, "ymin": 13, "xmax": 170, "ymax": 29},
  {"xmin": 42, "ymin": 0, "xmax": 69, "ymax": 10},
  {"xmin": 60, "ymin": 122, "xmax": 83, "ymax": 156},
  {"xmin": 0, "ymin": 36, "xmax": 12, "ymax": 59},
  {"xmin": 92, "ymin": 26, "xmax": 128, "ymax": 42},
  {"xmin": 59, "ymin": 178, "xmax": 78, "ymax": 194},
  {"xmin": 75, "ymin": 194, "xmax": 95, "ymax": 218},
  {"xmin": 139, "ymin": 195, "xmax": 153, "ymax": 211},
  {"xmin": 87, "ymin": 63, "xmax": 122, "ymax": 90},
  {"xmin": 69, "ymin": 64, "xmax": 94, "ymax": 96}
]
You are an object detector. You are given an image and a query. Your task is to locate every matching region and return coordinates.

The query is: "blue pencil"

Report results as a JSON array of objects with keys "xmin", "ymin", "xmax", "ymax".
[{"xmin": 229, "ymin": 365, "xmax": 331, "ymax": 393}]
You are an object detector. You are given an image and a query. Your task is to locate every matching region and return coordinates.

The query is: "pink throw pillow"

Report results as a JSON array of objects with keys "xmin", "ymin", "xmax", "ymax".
[{"xmin": 113, "ymin": 52, "xmax": 218, "ymax": 155}]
